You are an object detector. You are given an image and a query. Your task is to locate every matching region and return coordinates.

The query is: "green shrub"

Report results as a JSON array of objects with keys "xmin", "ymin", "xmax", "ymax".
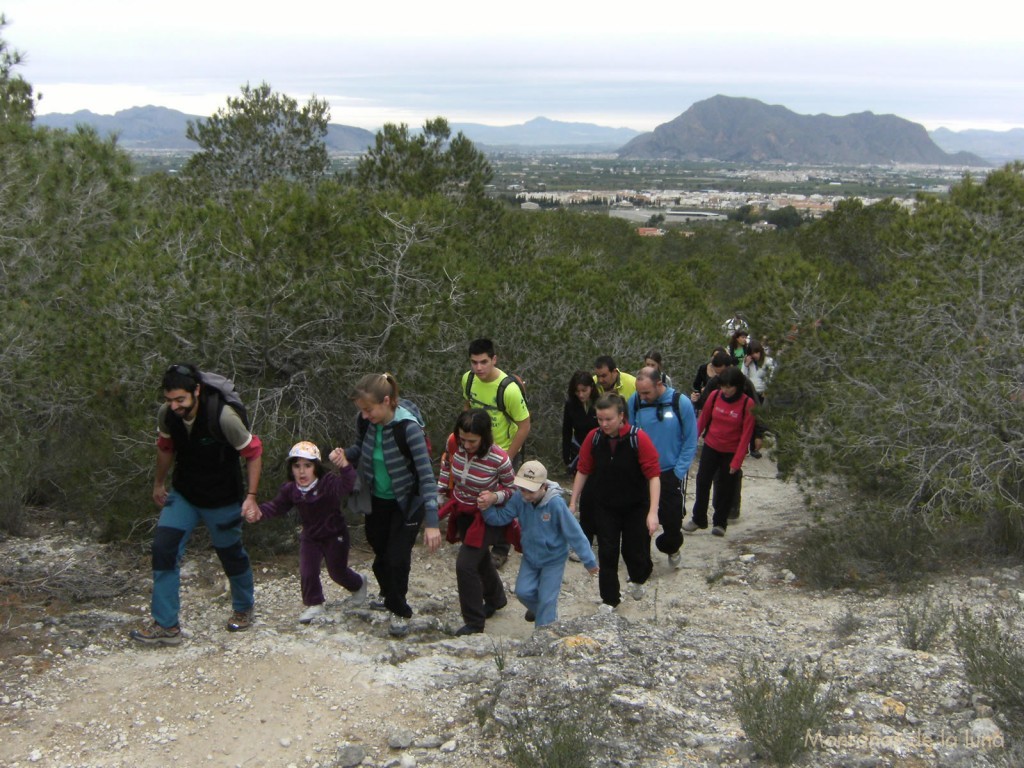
[
  {"xmin": 954, "ymin": 605, "xmax": 1024, "ymax": 728},
  {"xmin": 830, "ymin": 607, "xmax": 864, "ymax": 641},
  {"xmin": 896, "ymin": 594, "xmax": 951, "ymax": 651},
  {"xmin": 500, "ymin": 688, "xmax": 609, "ymax": 768},
  {"xmin": 732, "ymin": 658, "xmax": 839, "ymax": 766}
]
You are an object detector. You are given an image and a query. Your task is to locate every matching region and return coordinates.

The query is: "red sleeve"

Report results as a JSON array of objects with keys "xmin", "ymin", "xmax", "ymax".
[
  {"xmin": 730, "ymin": 397, "xmax": 757, "ymax": 472},
  {"xmin": 576, "ymin": 428, "xmax": 598, "ymax": 475},
  {"xmin": 156, "ymin": 435, "xmax": 175, "ymax": 453},
  {"xmin": 239, "ymin": 434, "xmax": 263, "ymax": 459},
  {"xmin": 634, "ymin": 430, "xmax": 662, "ymax": 479}
]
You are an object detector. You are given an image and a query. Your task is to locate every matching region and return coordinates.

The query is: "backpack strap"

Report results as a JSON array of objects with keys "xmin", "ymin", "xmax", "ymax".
[
  {"xmin": 358, "ymin": 415, "xmax": 419, "ymax": 496},
  {"xmin": 494, "ymin": 376, "xmax": 512, "ymax": 420}
]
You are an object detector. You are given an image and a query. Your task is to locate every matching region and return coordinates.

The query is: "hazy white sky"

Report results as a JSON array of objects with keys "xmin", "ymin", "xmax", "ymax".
[{"xmin": 4, "ymin": 0, "xmax": 1022, "ymax": 131}]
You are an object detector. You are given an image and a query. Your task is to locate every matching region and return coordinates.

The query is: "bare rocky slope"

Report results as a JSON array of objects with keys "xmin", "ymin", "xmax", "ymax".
[{"xmin": 1, "ymin": 457, "xmax": 1019, "ymax": 768}]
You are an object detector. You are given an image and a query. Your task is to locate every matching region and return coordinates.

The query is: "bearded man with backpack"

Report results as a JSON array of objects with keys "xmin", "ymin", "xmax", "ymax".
[{"xmin": 130, "ymin": 363, "xmax": 263, "ymax": 646}]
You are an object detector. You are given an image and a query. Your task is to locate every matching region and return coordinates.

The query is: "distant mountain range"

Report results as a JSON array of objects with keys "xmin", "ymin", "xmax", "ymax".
[
  {"xmin": 450, "ymin": 116, "xmax": 639, "ymax": 149},
  {"xmin": 35, "ymin": 106, "xmax": 376, "ymax": 153},
  {"xmin": 929, "ymin": 127, "xmax": 1024, "ymax": 164},
  {"xmin": 618, "ymin": 96, "xmax": 988, "ymax": 166},
  {"xmin": 33, "ymin": 100, "xmax": 1018, "ymax": 165}
]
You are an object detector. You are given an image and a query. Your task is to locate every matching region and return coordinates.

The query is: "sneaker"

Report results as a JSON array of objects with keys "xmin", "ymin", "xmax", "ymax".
[
  {"xmin": 682, "ymin": 519, "xmax": 705, "ymax": 532},
  {"xmin": 369, "ymin": 593, "xmax": 388, "ymax": 611},
  {"xmin": 668, "ymin": 551, "xmax": 683, "ymax": 570},
  {"xmin": 454, "ymin": 624, "xmax": 483, "ymax": 636},
  {"xmin": 129, "ymin": 621, "xmax": 182, "ymax": 647},
  {"xmin": 298, "ymin": 604, "xmax": 325, "ymax": 624},
  {"xmin": 712, "ymin": 526, "xmax": 726, "ymax": 537},
  {"xmin": 348, "ymin": 575, "xmax": 368, "ymax": 606},
  {"xmin": 491, "ymin": 551, "xmax": 508, "ymax": 570},
  {"xmin": 226, "ymin": 610, "xmax": 253, "ymax": 632},
  {"xmin": 629, "ymin": 581, "xmax": 645, "ymax": 601},
  {"xmin": 389, "ymin": 615, "xmax": 409, "ymax": 637},
  {"xmin": 524, "ymin": 610, "xmax": 536, "ymax": 622},
  {"xmin": 598, "ymin": 603, "xmax": 616, "ymax": 614}
]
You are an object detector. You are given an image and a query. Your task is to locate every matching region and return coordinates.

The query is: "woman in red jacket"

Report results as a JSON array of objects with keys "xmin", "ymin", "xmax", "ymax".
[{"xmin": 683, "ymin": 366, "xmax": 756, "ymax": 537}]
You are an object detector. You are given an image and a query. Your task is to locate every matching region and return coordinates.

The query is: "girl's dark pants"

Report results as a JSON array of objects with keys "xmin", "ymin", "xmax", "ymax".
[{"xmin": 366, "ymin": 496, "xmax": 422, "ymax": 618}]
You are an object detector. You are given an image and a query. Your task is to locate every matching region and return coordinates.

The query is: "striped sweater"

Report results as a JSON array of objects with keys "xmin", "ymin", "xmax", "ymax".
[{"xmin": 438, "ymin": 444, "xmax": 516, "ymax": 506}]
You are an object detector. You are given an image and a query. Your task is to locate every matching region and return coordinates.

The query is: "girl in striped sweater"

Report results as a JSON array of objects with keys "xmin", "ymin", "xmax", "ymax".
[{"xmin": 438, "ymin": 409, "xmax": 517, "ymax": 636}]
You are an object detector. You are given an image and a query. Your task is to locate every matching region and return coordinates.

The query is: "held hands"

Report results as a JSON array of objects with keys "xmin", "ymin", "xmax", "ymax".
[
  {"xmin": 476, "ymin": 491, "xmax": 497, "ymax": 510},
  {"xmin": 241, "ymin": 496, "xmax": 262, "ymax": 523},
  {"xmin": 329, "ymin": 448, "xmax": 348, "ymax": 469}
]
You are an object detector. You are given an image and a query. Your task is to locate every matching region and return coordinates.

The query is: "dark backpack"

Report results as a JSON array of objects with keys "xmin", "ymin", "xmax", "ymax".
[
  {"xmin": 199, "ymin": 371, "xmax": 250, "ymax": 444},
  {"xmin": 628, "ymin": 390, "xmax": 688, "ymax": 427},
  {"xmin": 464, "ymin": 372, "xmax": 528, "ymax": 421}
]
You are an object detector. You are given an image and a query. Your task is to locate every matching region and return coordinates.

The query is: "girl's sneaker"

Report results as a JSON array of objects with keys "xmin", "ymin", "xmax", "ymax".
[
  {"xmin": 299, "ymin": 604, "xmax": 325, "ymax": 624},
  {"xmin": 348, "ymin": 575, "xmax": 368, "ymax": 606}
]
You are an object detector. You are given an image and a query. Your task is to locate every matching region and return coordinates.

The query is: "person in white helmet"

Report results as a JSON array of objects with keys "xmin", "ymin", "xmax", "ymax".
[{"xmin": 245, "ymin": 441, "xmax": 368, "ymax": 623}]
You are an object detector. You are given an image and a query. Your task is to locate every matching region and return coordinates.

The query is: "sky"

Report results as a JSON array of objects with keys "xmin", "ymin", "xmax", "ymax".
[{"xmin": 3, "ymin": 0, "xmax": 1023, "ymax": 133}]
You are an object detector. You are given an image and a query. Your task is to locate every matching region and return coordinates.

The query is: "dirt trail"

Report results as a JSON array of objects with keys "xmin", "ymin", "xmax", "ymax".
[{"xmin": 0, "ymin": 458, "xmax": 811, "ymax": 768}]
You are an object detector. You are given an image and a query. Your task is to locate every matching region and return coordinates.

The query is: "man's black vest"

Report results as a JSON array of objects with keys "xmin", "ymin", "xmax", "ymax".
[{"xmin": 166, "ymin": 395, "xmax": 244, "ymax": 508}]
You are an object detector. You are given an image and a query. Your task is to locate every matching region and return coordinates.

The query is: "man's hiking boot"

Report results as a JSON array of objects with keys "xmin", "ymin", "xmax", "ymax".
[
  {"xmin": 129, "ymin": 622, "xmax": 182, "ymax": 647},
  {"xmin": 226, "ymin": 609, "xmax": 253, "ymax": 632}
]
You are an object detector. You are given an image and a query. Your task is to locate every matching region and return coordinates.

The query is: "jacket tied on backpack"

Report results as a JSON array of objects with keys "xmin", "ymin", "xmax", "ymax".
[{"xmin": 347, "ymin": 406, "xmax": 439, "ymax": 527}]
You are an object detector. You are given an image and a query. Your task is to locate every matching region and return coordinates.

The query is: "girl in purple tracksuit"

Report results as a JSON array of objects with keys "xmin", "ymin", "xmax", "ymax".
[{"xmin": 246, "ymin": 441, "xmax": 367, "ymax": 623}]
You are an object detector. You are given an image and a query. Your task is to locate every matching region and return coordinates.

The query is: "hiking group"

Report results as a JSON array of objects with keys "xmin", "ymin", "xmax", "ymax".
[{"xmin": 131, "ymin": 330, "xmax": 773, "ymax": 645}]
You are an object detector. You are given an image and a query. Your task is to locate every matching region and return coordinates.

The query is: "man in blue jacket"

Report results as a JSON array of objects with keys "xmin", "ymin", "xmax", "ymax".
[{"xmin": 628, "ymin": 366, "xmax": 697, "ymax": 569}]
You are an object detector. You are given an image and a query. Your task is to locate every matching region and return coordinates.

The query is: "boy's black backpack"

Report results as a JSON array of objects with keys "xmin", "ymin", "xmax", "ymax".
[
  {"xmin": 199, "ymin": 371, "xmax": 250, "ymax": 444},
  {"xmin": 464, "ymin": 372, "xmax": 528, "ymax": 421}
]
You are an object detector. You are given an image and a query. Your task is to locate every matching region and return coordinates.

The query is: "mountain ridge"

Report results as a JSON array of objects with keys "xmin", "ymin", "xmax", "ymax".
[
  {"xmin": 34, "ymin": 101, "xmax": 1014, "ymax": 164},
  {"xmin": 618, "ymin": 95, "xmax": 988, "ymax": 166}
]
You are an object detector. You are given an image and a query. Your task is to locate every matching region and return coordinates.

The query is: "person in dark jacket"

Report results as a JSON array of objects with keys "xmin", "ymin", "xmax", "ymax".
[
  {"xmin": 130, "ymin": 363, "xmax": 263, "ymax": 646},
  {"xmin": 562, "ymin": 370, "xmax": 600, "ymax": 547},
  {"xmin": 246, "ymin": 441, "xmax": 367, "ymax": 624}
]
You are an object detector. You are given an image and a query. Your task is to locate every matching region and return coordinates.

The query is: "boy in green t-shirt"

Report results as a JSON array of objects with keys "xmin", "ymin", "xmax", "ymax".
[{"xmin": 460, "ymin": 338, "xmax": 531, "ymax": 567}]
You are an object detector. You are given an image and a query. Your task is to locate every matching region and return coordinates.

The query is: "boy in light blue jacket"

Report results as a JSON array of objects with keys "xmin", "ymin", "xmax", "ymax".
[{"xmin": 484, "ymin": 460, "xmax": 598, "ymax": 627}]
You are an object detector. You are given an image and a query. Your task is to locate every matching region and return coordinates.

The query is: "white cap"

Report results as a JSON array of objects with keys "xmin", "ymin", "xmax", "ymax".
[{"xmin": 514, "ymin": 460, "xmax": 548, "ymax": 492}]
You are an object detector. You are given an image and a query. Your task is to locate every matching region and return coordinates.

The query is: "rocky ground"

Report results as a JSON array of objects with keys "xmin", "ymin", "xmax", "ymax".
[{"xmin": 1, "ymin": 457, "xmax": 1021, "ymax": 768}]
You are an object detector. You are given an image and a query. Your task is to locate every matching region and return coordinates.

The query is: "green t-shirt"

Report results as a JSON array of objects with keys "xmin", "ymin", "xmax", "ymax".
[
  {"xmin": 460, "ymin": 367, "xmax": 529, "ymax": 451},
  {"xmin": 372, "ymin": 424, "xmax": 396, "ymax": 499}
]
